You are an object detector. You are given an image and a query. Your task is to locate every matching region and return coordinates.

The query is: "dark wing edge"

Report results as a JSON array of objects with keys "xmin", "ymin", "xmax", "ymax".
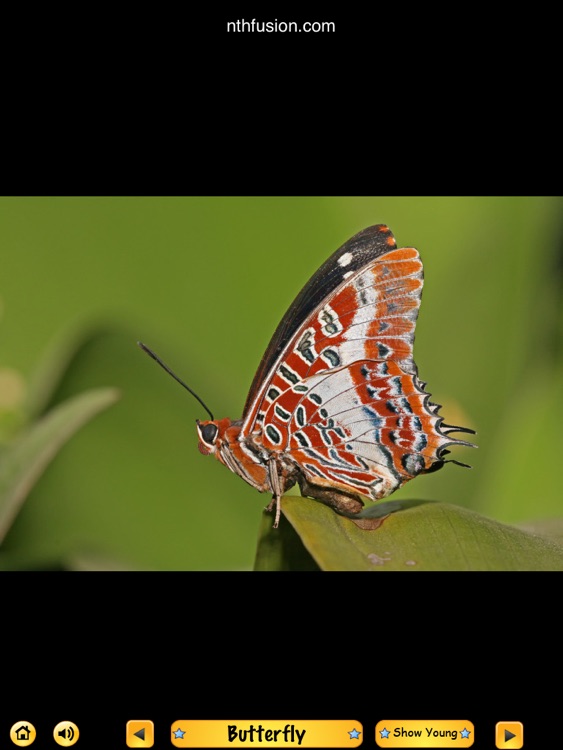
[{"xmin": 242, "ymin": 224, "xmax": 397, "ymax": 416}]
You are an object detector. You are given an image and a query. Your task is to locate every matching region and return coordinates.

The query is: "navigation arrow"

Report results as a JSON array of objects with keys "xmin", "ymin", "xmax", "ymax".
[
  {"xmin": 134, "ymin": 727, "xmax": 146, "ymax": 741},
  {"xmin": 504, "ymin": 729, "xmax": 516, "ymax": 742}
]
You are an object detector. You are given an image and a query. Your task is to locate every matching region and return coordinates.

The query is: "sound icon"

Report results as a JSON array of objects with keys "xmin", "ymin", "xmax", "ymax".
[{"xmin": 53, "ymin": 722, "xmax": 79, "ymax": 747}]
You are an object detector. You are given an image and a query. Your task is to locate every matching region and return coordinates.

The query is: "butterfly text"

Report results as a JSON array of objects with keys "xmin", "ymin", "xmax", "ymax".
[{"xmin": 228, "ymin": 724, "xmax": 306, "ymax": 745}]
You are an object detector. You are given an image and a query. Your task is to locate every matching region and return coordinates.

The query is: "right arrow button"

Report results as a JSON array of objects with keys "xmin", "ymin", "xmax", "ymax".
[{"xmin": 495, "ymin": 722, "xmax": 523, "ymax": 749}]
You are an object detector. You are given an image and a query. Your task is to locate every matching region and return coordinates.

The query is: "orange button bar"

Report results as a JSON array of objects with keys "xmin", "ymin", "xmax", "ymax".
[
  {"xmin": 170, "ymin": 721, "xmax": 363, "ymax": 748},
  {"xmin": 375, "ymin": 721, "xmax": 474, "ymax": 748}
]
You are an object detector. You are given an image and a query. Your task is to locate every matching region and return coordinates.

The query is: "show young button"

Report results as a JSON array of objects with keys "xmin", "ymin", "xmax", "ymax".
[
  {"xmin": 375, "ymin": 721, "xmax": 474, "ymax": 748},
  {"xmin": 171, "ymin": 721, "xmax": 363, "ymax": 747}
]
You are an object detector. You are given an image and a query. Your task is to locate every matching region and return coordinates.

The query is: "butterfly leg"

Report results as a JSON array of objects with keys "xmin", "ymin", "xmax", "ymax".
[
  {"xmin": 266, "ymin": 457, "xmax": 283, "ymax": 528},
  {"xmin": 265, "ymin": 495, "xmax": 281, "ymax": 528}
]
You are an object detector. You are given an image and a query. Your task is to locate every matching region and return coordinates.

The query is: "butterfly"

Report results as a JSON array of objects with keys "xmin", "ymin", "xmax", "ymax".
[{"xmin": 140, "ymin": 224, "xmax": 474, "ymax": 528}]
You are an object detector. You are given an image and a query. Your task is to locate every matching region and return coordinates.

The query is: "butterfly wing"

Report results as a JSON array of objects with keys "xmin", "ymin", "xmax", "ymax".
[
  {"xmin": 242, "ymin": 224, "xmax": 399, "ymax": 424},
  {"xmin": 240, "ymin": 224, "xmax": 470, "ymax": 505}
]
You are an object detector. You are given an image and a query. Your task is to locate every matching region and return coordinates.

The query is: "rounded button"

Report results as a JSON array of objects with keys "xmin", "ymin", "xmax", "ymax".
[
  {"xmin": 10, "ymin": 722, "xmax": 36, "ymax": 746},
  {"xmin": 53, "ymin": 721, "xmax": 79, "ymax": 747}
]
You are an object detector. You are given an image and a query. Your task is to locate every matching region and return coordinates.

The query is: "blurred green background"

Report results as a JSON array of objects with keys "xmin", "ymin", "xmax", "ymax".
[{"xmin": 1, "ymin": 197, "xmax": 561, "ymax": 569}]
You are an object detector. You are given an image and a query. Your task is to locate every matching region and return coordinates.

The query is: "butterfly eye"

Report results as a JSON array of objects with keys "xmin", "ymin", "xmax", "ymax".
[{"xmin": 198, "ymin": 422, "xmax": 219, "ymax": 446}]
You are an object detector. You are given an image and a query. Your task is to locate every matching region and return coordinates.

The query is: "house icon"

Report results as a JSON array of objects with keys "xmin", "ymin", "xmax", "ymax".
[{"xmin": 16, "ymin": 725, "xmax": 31, "ymax": 740}]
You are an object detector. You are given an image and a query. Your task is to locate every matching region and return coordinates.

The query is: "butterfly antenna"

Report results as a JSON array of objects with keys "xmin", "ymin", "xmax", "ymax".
[{"xmin": 137, "ymin": 341, "xmax": 215, "ymax": 421}]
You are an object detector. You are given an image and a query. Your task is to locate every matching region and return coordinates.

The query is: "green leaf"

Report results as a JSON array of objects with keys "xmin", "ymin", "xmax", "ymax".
[
  {"xmin": 254, "ymin": 496, "xmax": 563, "ymax": 571},
  {"xmin": 0, "ymin": 387, "xmax": 120, "ymax": 545},
  {"xmin": 513, "ymin": 518, "xmax": 563, "ymax": 546},
  {"xmin": 254, "ymin": 511, "xmax": 321, "ymax": 571},
  {"xmin": 23, "ymin": 324, "xmax": 114, "ymax": 420}
]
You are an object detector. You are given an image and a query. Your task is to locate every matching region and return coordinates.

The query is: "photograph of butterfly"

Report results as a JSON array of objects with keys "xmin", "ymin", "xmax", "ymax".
[
  {"xmin": 1, "ymin": 197, "xmax": 561, "ymax": 570},
  {"xmin": 139, "ymin": 224, "xmax": 475, "ymax": 530}
]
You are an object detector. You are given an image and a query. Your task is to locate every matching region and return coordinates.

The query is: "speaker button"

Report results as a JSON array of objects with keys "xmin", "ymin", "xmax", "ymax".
[{"xmin": 53, "ymin": 722, "xmax": 79, "ymax": 747}]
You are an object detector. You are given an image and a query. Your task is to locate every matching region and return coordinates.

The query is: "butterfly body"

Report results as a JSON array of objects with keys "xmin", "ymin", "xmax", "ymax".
[{"xmin": 195, "ymin": 224, "xmax": 474, "ymax": 527}]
